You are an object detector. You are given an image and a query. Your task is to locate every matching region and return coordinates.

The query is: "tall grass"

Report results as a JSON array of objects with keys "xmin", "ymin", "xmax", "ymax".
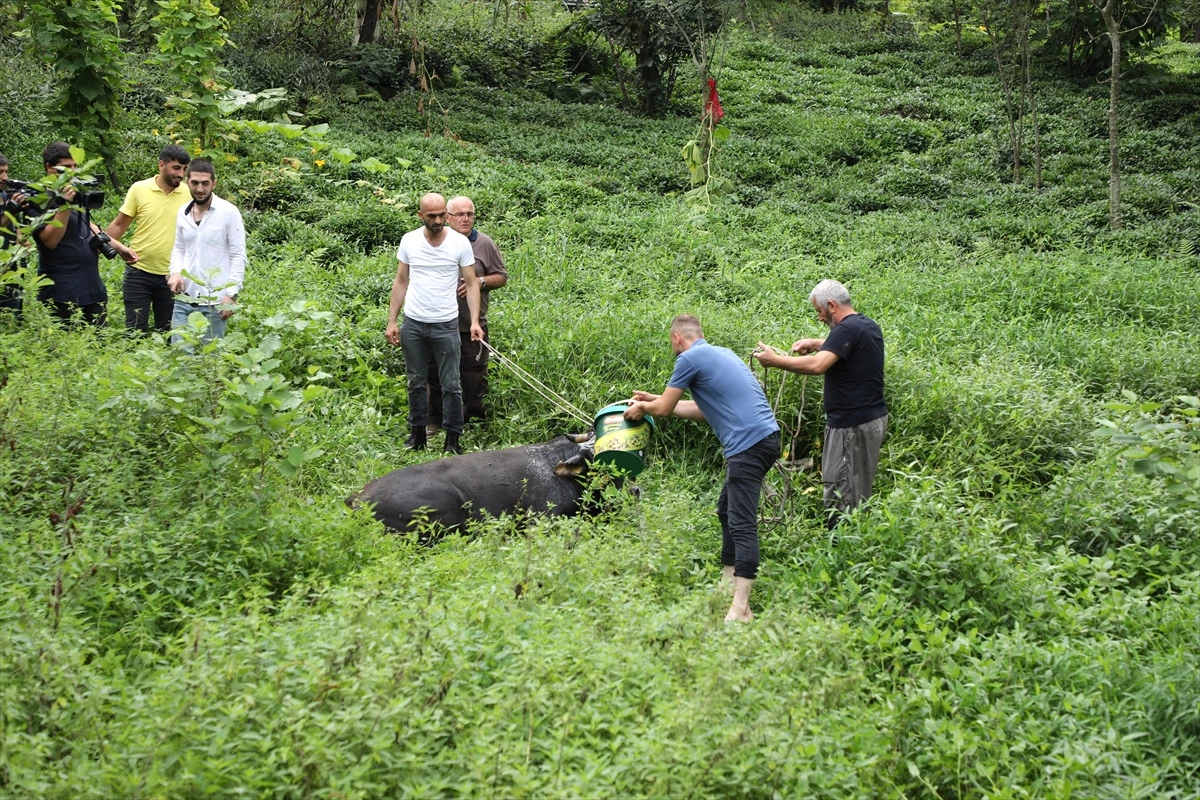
[{"xmin": 2, "ymin": 4, "xmax": 1199, "ymax": 796}]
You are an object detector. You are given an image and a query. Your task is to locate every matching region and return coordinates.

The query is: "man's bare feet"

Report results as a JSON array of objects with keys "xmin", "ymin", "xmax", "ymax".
[
  {"xmin": 720, "ymin": 565, "xmax": 735, "ymax": 594},
  {"xmin": 724, "ymin": 605, "xmax": 753, "ymax": 622},
  {"xmin": 724, "ymin": 576, "xmax": 754, "ymax": 622}
]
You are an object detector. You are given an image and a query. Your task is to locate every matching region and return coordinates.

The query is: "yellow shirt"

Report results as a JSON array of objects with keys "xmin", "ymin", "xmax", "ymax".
[{"xmin": 119, "ymin": 177, "xmax": 191, "ymax": 276}]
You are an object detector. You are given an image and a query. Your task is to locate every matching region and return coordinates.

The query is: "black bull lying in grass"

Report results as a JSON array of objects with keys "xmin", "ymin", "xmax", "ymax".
[{"xmin": 347, "ymin": 433, "xmax": 613, "ymax": 534}]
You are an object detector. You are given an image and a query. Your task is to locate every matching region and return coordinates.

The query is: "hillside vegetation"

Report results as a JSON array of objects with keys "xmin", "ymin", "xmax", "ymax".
[{"xmin": 2, "ymin": 4, "xmax": 1200, "ymax": 797}]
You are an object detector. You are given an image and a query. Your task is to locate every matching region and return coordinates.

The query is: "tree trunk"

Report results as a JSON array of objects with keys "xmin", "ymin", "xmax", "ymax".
[
  {"xmin": 951, "ymin": 0, "xmax": 962, "ymax": 57},
  {"xmin": 354, "ymin": 0, "xmax": 381, "ymax": 46},
  {"xmin": 981, "ymin": 13, "xmax": 1021, "ymax": 182},
  {"xmin": 1098, "ymin": 0, "xmax": 1123, "ymax": 229},
  {"xmin": 1021, "ymin": 16, "xmax": 1042, "ymax": 189}
]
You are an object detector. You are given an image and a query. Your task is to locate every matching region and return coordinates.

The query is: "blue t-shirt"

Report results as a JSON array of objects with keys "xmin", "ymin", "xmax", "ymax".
[
  {"xmin": 820, "ymin": 313, "xmax": 887, "ymax": 428},
  {"xmin": 667, "ymin": 339, "xmax": 779, "ymax": 457}
]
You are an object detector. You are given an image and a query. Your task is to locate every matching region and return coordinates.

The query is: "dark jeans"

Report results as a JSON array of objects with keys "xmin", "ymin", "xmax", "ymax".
[
  {"xmin": 48, "ymin": 300, "xmax": 107, "ymax": 328},
  {"xmin": 123, "ymin": 266, "xmax": 174, "ymax": 333},
  {"xmin": 718, "ymin": 430, "xmax": 780, "ymax": 580},
  {"xmin": 428, "ymin": 329, "xmax": 489, "ymax": 425},
  {"xmin": 401, "ymin": 316, "xmax": 463, "ymax": 434}
]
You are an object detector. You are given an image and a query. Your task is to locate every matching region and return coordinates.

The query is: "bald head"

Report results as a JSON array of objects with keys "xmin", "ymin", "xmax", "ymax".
[{"xmin": 418, "ymin": 192, "xmax": 448, "ymax": 236}]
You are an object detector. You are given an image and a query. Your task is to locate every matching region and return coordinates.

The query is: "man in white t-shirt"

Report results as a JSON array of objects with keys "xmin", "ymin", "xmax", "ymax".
[{"xmin": 386, "ymin": 192, "xmax": 483, "ymax": 454}]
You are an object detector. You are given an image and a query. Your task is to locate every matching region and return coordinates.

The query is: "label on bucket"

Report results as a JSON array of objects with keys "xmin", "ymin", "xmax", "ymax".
[{"xmin": 596, "ymin": 421, "xmax": 650, "ymax": 454}]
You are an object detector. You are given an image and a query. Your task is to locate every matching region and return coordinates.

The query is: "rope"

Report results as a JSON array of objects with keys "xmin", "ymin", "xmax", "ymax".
[
  {"xmin": 749, "ymin": 347, "xmax": 808, "ymax": 460},
  {"xmin": 480, "ymin": 340, "xmax": 593, "ymax": 426}
]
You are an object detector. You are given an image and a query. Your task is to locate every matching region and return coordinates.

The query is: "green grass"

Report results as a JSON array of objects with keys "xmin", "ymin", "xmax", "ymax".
[{"xmin": 2, "ymin": 4, "xmax": 1200, "ymax": 797}]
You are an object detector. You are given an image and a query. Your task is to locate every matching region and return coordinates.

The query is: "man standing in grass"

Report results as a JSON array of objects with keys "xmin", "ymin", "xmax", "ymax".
[
  {"xmin": 33, "ymin": 142, "xmax": 137, "ymax": 327},
  {"xmin": 167, "ymin": 158, "xmax": 246, "ymax": 345},
  {"xmin": 386, "ymin": 192, "xmax": 483, "ymax": 455},
  {"xmin": 625, "ymin": 314, "xmax": 780, "ymax": 622},
  {"xmin": 753, "ymin": 279, "xmax": 886, "ymax": 527},
  {"xmin": 425, "ymin": 194, "xmax": 508, "ymax": 436},
  {"xmin": 106, "ymin": 144, "xmax": 191, "ymax": 333}
]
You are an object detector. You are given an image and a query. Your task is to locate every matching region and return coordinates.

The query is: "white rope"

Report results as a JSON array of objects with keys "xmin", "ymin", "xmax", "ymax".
[{"xmin": 480, "ymin": 340, "xmax": 593, "ymax": 426}]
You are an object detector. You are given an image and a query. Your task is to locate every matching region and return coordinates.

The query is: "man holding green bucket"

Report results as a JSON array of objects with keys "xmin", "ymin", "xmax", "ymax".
[{"xmin": 625, "ymin": 314, "xmax": 780, "ymax": 622}]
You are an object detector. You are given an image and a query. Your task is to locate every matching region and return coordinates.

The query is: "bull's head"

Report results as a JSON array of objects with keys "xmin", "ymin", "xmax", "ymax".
[{"xmin": 553, "ymin": 431, "xmax": 596, "ymax": 477}]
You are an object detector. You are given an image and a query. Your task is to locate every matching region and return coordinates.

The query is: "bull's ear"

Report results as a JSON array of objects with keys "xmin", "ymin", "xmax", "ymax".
[{"xmin": 554, "ymin": 454, "xmax": 589, "ymax": 477}]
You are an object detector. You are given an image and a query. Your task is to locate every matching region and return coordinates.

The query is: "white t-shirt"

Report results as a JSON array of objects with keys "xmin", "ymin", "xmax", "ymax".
[{"xmin": 396, "ymin": 228, "xmax": 475, "ymax": 323}]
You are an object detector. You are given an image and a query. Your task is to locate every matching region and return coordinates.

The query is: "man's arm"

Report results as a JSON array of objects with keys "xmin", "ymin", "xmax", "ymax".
[
  {"xmin": 385, "ymin": 260, "xmax": 410, "ymax": 346},
  {"xmin": 753, "ymin": 342, "xmax": 839, "ymax": 375},
  {"xmin": 34, "ymin": 207, "xmax": 74, "ymax": 250},
  {"xmin": 105, "ymin": 211, "xmax": 133, "ymax": 241},
  {"xmin": 167, "ymin": 217, "xmax": 186, "ymax": 293},
  {"xmin": 461, "ymin": 263, "xmax": 483, "ymax": 341},
  {"xmin": 215, "ymin": 213, "xmax": 247, "ymax": 320},
  {"xmin": 624, "ymin": 387, "xmax": 704, "ymax": 422}
]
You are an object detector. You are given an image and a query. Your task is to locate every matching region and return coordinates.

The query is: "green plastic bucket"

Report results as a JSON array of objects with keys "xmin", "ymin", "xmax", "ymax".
[{"xmin": 593, "ymin": 402, "xmax": 656, "ymax": 477}]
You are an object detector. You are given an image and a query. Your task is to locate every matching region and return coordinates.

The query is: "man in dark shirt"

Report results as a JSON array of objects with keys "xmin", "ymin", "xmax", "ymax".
[
  {"xmin": 753, "ymin": 279, "xmax": 887, "ymax": 526},
  {"xmin": 32, "ymin": 142, "xmax": 135, "ymax": 327}
]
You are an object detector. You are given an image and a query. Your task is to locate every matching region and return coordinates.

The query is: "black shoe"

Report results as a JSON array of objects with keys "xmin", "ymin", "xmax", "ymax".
[
  {"xmin": 443, "ymin": 432, "xmax": 463, "ymax": 455},
  {"xmin": 406, "ymin": 426, "xmax": 427, "ymax": 451}
]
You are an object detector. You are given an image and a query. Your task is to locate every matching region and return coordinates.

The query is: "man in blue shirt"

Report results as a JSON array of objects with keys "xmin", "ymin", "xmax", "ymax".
[
  {"xmin": 626, "ymin": 314, "xmax": 780, "ymax": 622},
  {"xmin": 754, "ymin": 279, "xmax": 887, "ymax": 527}
]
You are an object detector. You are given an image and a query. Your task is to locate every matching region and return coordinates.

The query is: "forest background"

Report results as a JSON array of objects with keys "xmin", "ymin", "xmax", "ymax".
[{"xmin": 1, "ymin": 0, "xmax": 1199, "ymax": 796}]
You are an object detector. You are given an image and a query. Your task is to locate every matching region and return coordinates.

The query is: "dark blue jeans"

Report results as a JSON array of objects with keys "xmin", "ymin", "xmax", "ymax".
[
  {"xmin": 123, "ymin": 266, "xmax": 174, "ymax": 333},
  {"xmin": 718, "ymin": 430, "xmax": 780, "ymax": 580},
  {"xmin": 401, "ymin": 316, "xmax": 463, "ymax": 434}
]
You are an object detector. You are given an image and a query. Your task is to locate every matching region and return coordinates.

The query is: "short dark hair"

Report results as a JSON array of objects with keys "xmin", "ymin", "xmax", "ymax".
[
  {"xmin": 42, "ymin": 141, "xmax": 72, "ymax": 168},
  {"xmin": 159, "ymin": 144, "xmax": 190, "ymax": 166},
  {"xmin": 187, "ymin": 158, "xmax": 215, "ymax": 179},
  {"xmin": 0, "ymin": 153, "xmax": 8, "ymax": 167},
  {"xmin": 670, "ymin": 314, "xmax": 704, "ymax": 341}
]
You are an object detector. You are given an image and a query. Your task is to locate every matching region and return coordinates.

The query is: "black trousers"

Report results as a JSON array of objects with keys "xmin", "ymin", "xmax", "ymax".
[
  {"xmin": 428, "ymin": 329, "xmax": 490, "ymax": 425},
  {"xmin": 123, "ymin": 266, "xmax": 174, "ymax": 333},
  {"xmin": 48, "ymin": 300, "xmax": 107, "ymax": 328},
  {"xmin": 718, "ymin": 430, "xmax": 780, "ymax": 580}
]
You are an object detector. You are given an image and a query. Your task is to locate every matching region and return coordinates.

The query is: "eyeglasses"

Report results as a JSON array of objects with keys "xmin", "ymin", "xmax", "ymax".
[{"xmin": 448, "ymin": 212, "xmax": 475, "ymax": 219}]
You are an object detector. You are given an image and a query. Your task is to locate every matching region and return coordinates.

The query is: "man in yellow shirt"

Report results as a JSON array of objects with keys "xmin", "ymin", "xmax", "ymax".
[{"xmin": 106, "ymin": 145, "xmax": 191, "ymax": 333}]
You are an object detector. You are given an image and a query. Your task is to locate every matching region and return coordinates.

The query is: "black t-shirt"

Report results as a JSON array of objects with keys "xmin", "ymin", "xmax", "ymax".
[
  {"xmin": 820, "ymin": 313, "xmax": 887, "ymax": 428},
  {"xmin": 33, "ymin": 207, "xmax": 106, "ymax": 306}
]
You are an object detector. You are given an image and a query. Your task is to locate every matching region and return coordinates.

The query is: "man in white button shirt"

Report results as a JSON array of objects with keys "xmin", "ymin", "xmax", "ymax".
[
  {"xmin": 167, "ymin": 158, "xmax": 246, "ymax": 346},
  {"xmin": 386, "ymin": 192, "xmax": 483, "ymax": 454}
]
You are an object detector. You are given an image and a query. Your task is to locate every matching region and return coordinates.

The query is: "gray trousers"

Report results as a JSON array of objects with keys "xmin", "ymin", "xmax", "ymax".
[{"xmin": 822, "ymin": 415, "xmax": 887, "ymax": 525}]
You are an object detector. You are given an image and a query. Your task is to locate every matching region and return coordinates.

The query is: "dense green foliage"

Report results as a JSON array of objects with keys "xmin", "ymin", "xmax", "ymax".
[{"xmin": 2, "ymin": 2, "xmax": 1200, "ymax": 796}]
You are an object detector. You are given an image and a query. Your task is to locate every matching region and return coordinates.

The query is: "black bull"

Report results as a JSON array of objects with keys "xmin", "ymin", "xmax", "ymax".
[{"xmin": 347, "ymin": 433, "xmax": 602, "ymax": 534}]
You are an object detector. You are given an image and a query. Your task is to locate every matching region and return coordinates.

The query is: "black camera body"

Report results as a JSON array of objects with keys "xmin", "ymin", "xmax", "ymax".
[
  {"xmin": 3, "ymin": 179, "xmax": 31, "ymax": 211},
  {"xmin": 50, "ymin": 177, "xmax": 105, "ymax": 211},
  {"xmin": 89, "ymin": 230, "xmax": 118, "ymax": 260}
]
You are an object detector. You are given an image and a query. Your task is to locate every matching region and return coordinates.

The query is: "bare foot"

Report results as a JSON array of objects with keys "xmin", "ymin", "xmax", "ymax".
[
  {"xmin": 724, "ymin": 605, "xmax": 753, "ymax": 622},
  {"xmin": 725, "ymin": 576, "xmax": 754, "ymax": 622},
  {"xmin": 719, "ymin": 565, "xmax": 735, "ymax": 594}
]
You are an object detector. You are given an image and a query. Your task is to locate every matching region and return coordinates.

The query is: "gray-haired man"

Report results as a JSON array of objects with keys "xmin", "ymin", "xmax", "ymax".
[{"xmin": 753, "ymin": 279, "xmax": 887, "ymax": 526}]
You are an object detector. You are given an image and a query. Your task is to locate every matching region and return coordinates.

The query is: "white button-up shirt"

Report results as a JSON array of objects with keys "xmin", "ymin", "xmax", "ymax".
[{"xmin": 170, "ymin": 194, "xmax": 247, "ymax": 304}]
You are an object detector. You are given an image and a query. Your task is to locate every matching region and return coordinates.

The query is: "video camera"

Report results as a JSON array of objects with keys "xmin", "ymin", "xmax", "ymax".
[
  {"xmin": 51, "ymin": 176, "xmax": 106, "ymax": 211},
  {"xmin": 6, "ymin": 175, "xmax": 106, "ymax": 211}
]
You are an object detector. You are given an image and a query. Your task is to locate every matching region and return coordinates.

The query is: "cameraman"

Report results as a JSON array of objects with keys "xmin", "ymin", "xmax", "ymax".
[
  {"xmin": 32, "ymin": 142, "xmax": 135, "ymax": 327},
  {"xmin": 1, "ymin": 152, "xmax": 29, "ymax": 314}
]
